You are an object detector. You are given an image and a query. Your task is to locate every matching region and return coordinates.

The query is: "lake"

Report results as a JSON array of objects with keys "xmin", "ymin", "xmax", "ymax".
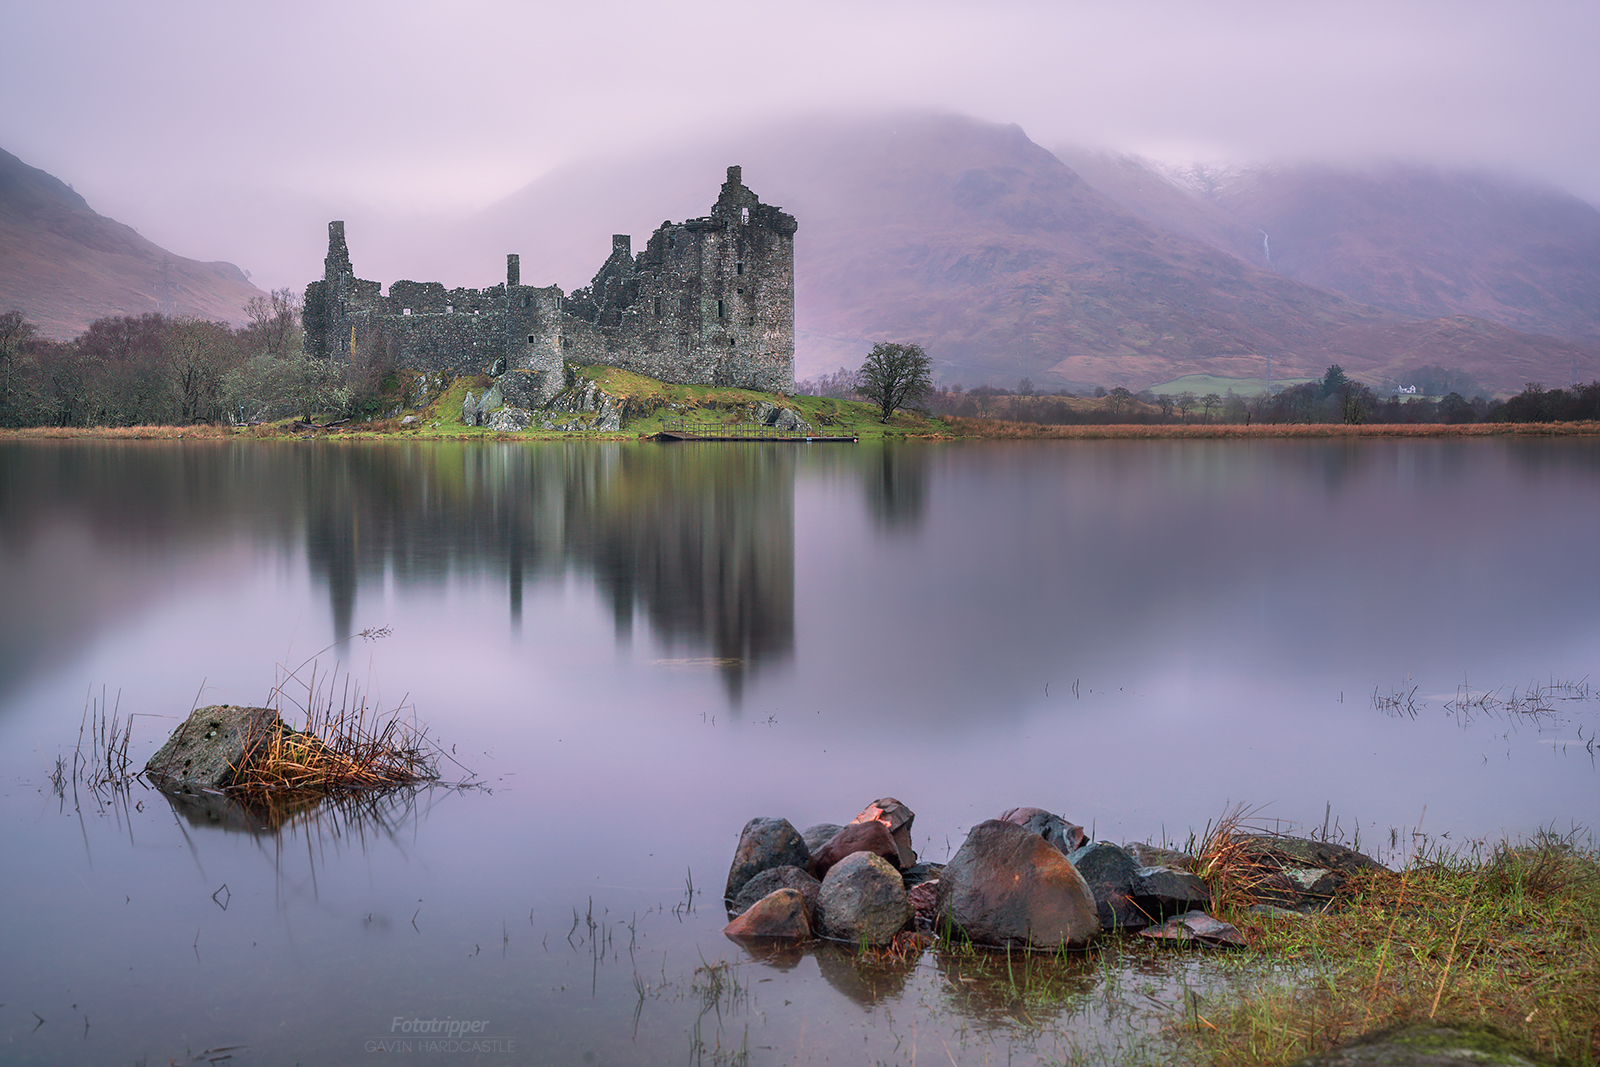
[{"xmin": 1, "ymin": 436, "xmax": 1596, "ymax": 1065}]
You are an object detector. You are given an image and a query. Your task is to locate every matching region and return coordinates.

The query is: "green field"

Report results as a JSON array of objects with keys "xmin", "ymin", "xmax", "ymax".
[{"xmin": 1145, "ymin": 373, "xmax": 1316, "ymax": 398}]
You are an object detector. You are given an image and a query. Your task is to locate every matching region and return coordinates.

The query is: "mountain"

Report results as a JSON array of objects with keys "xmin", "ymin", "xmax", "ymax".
[
  {"xmin": 1056, "ymin": 149, "xmax": 1600, "ymax": 368},
  {"xmin": 454, "ymin": 114, "xmax": 1591, "ymax": 393},
  {"xmin": 0, "ymin": 147, "xmax": 262, "ymax": 340}
]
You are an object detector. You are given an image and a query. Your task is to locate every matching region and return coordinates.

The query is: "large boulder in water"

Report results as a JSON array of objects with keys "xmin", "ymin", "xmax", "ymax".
[
  {"xmin": 145, "ymin": 705, "xmax": 284, "ymax": 791},
  {"xmin": 810, "ymin": 820, "xmax": 901, "ymax": 878},
  {"xmin": 936, "ymin": 819, "xmax": 1100, "ymax": 949},
  {"xmin": 725, "ymin": 818, "xmax": 810, "ymax": 903},
  {"xmin": 815, "ymin": 852, "xmax": 911, "ymax": 946},
  {"xmin": 999, "ymin": 806, "xmax": 1088, "ymax": 854}
]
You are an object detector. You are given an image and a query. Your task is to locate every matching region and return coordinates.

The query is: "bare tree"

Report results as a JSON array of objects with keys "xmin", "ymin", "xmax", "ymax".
[
  {"xmin": 857, "ymin": 342, "xmax": 933, "ymax": 423},
  {"xmin": 0, "ymin": 310, "xmax": 36, "ymax": 425}
]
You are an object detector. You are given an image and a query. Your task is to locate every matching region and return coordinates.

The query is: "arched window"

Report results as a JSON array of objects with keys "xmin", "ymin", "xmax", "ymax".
[{"xmin": 741, "ymin": 207, "xmax": 749, "ymax": 225}]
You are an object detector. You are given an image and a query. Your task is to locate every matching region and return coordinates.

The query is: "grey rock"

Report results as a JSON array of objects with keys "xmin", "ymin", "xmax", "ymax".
[
  {"xmin": 935, "ymin": 819, "xmax": 1099, "ymax": 949},
  {"xmin": 725, "ymin": 817, "xmax": 810, "ymax": 903},
  {"xmin": 1133, "ymin": 866, "xmax": 1212, "ymax": 918},
  {"xmin": 485, "ymin": 406, "xmax": 533, "ymax": 432},
  {"xmin": 462, "ymin": 391, "xmax": 477, "ymax": 425},
  {"xmin": 144, "ymin": 705, "xmax": 284, "ymax": 791},
  {"xmin": 1000, "ymin": 806, "xmax": 1087, "ymax": 854},
  {"xmin": 815, "ymin": 851, "xmax": 910, "ymax": 946},
  {"xmin": 729, "ymin": 865, "xmax": 820, "ymax": 920},
  {"xmin": 1122, "ymin": 842, "xmax": 1198, "ymax": 871},
  {"xmin": 1139, "ymin": 909, "xmax": 1246, "ymax": 946},
  {"xmin": 1066, "ymin": 841, "xmax": 1150, "ymax": 930}
]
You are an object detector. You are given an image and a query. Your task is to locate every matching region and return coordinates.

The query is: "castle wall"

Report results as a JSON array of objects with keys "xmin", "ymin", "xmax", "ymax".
[{"xmin": 302, "ymin": 168, "xmax": 794, "ymax": 401}]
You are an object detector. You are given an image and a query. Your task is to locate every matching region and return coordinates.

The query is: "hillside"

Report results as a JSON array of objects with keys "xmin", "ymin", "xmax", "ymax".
[
  {"xmin": 1057, "ymin": 149, "xmax": 1600, "ymax": 366},
  {"xmin": 0, "ymin": 147, "xmax": 262, "ymax": 340},
  {"xmin": 454, "ymin": 114, "xmax": 1590, "ymax": 394}
]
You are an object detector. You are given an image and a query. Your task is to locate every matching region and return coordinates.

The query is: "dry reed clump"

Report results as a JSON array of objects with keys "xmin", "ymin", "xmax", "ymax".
[
  {"xmin": 1186, "ymin": 827, "xmax": 1600, "ymax": 1067},
  {"xmin": 227, "ymin": 630, "xmax": 440, "ymax": 798},
  {"xmin": 0, "ymin": 424, "xmax": 238, "ymax": 439},
  {"xmin": 943, "ymin": 416, "xmax": 1600, "ymax": 440}
]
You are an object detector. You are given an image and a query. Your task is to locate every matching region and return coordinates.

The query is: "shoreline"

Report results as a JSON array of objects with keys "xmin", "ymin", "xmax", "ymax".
[{"xmin": 4, "ymin": 419, "xmax": 1599, "ymax": 442}]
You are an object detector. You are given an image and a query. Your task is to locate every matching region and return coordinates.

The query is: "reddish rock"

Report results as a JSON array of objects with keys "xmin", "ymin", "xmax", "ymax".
[
  {"xmin": 907, "ymin": 880, "xmax": 941, "ymax": 928},
  {"xmin": 936, "ymin": 819, "xmax": 1100, "ymax": 949},
  {"xmin": 723, "ymin": 888, "xmax": 812, "ymax": 941},
  {"xmin": 810, "ymin": 819, "xmax": 900, "ymax": 879},
  {"xmin": 851, "ymin": 797, "xmax": 918, "ymax": 867}
]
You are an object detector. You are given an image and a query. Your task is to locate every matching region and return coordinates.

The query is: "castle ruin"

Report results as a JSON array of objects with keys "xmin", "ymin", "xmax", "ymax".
[{"xmin": 301, "ymin": 166, "xmax": 796, "ymax": 403}]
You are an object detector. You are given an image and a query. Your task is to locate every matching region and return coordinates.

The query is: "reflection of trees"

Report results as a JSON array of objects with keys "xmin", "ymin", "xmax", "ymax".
[
  {"xmin": 863, "ymin": 444, "xmax": 929, "ymax": 532},
  {"xmin": 298, "ymin": 442, "xmax": 795, "ymax": 699}
]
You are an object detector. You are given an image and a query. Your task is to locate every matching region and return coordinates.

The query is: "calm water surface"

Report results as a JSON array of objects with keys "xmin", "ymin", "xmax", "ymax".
[{"xmin": 1, "ymin": 437, "xmax": 1596, "ymax": 1065}]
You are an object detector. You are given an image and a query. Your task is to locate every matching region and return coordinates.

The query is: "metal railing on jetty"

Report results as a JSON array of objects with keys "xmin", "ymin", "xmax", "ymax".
[{"xmin": 655, "ymin": 418, "xmax": 857, "ymax": 443}]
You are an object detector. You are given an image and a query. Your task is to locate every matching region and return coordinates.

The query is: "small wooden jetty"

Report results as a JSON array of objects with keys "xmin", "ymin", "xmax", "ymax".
[{"xmin": 653, "ymin": 429, "xmax": 858, "ymax": 443}]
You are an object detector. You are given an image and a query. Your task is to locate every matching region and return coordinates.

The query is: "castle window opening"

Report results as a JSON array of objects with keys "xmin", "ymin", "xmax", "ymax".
[
  {"xmin": 521, "ymin": 295, "xmax": 529, "ymax": 308},
  {"xmin": 654, "ymin": 297, "xmax": 662, "ymax": 316},
  {"xmin": 717, "ymin": 300, "xmax": 724, "ymax": 318},
  {"xmin": 736, "ymin": 261, "xmax": 743, "ymax": 275},
  {"xmin": 403, "ymin": 308, "xmax": 412, "ymax": 315},
  {"xmin": 527, "ymin": 335, "xmax": 537, "ymax": 344},
  {"xmin": 446, "ymin": 305, "xmax": 454, "ymax": 314},
  {"xmin": 741, "ymin": 208, "xmax": 749, "ymax": 225}
]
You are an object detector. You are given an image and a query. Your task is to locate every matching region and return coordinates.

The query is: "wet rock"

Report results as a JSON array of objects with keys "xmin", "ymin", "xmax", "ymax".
[
  {"xmin": 1066, "ymin": 841, "xmax": 1150, "ymax": 931},
  {"xmin": 1133, "ymin": 866, "xmax": 1212, "ymax": 919},
  {"xmin": 810, "ymin": 819, "xmax": 901, "ymax": 879},
  {"xmin": 1123, "ymin": 842, "xmax": 1199, "ymax": 871},
  {"xmin": 907, "ymin": 880, "xmax": 940, "ymax": 928},
  {"xmin": 1000, "ymin": 806, "xmax": 1087, "ymax": 854},
  {"xmin": 1283, "ymin": 1023, "xmax": 1550, "ymax": 1066},
  {"xmin": 144, "ymin": 705, "xmax": 284, "ymax": 791},
  {"xmin": 801, "ymin": 822, "xmax": 845, "ymax": 855},
  {"xmin": 725, "ymin": 817, "xmax": 810, "ymax": 903},
  {"xmin": 1240, "ymin": 835, "xmax": 1386, "ymax": 877},
  {"xmin": 1235, "ymin": 834, "xmax": 1389, "ymax": 910},
  {"xmin": 723, "ymin": 888, "xmax": 811, "ymax": 940},
  {"xmin": 852, "ymin": 797, "xmax": 918, "ymax": 867},
  {"xmin": 900, "ymin": 862, "xmax": 944, "ymax": 890},
  {"xmin": 1139, "ymin": 910, "xmax": 1246, "ymax": 947},
  {"xmin": 729, "ymin": 865, "xmax": 820, "ymax": 920},
  {"xmin": 935, "ymin": 819, "xmax": 1099, "ymax": 949},
  {"xmin": 815, "ymin": 852, "xmax": 911, "ymax": 946}
]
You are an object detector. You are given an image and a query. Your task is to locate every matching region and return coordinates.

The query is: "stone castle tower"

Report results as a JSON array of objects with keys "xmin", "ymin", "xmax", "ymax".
[{"xmin": 302, "ymin": 167, "xmax": 796, "ymax": 400}]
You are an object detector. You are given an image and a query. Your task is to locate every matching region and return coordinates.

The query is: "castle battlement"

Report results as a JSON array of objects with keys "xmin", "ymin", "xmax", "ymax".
[{"xmin": 301, "ymin": 167, "xmax": 796, "ymax": 403}]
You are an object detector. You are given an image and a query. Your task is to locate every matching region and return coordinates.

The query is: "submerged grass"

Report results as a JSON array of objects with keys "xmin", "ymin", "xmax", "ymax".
[{"xmin": 1179, "ymin": 827, "xmax": 1600, "ymax": 1067}]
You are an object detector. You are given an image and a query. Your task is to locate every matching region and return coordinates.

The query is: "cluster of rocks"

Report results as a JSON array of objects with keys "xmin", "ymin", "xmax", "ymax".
[
  {"xmin": 461, "ymin": 370, "xmax": 624, "ymax": 433},
  {"xmin": 752, "ymin": 400, "xmax": 814, "ymax": 435},
  {"xmin": 725, "ymin": 798, "xmax": 1380, "ymax": 951}
]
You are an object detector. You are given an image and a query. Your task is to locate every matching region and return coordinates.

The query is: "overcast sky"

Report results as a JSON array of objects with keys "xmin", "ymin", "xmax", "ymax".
[{"xmin": 4, "ymin": 0, "xmax": 1597, "ymax": 291}]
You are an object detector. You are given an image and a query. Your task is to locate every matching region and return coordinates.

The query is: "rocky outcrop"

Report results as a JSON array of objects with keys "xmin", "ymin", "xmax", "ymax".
[
  {"xmin": 752, "ymin": 400, "xmax": 814, "ymax": 435},
  {"xmin": 852, "ymin": 798, "xmax": 918, "ymax": 867},
  {"xmin": 815, "ymin": 852, "xmax": 910, "ymax": 946},
  {"xmin": 935, "ymin": 819, "xmax": 1099, "ymax": 949}
]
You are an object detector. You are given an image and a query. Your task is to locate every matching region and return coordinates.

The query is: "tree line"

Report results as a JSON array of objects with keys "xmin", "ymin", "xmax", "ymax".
[
  {"xmin": 0, "ymin": 291, "xmax": 396, "ymax": 429},
  {"xmin": 800, "ymin": 360, "xmax": 1600, "ymax": 427}
]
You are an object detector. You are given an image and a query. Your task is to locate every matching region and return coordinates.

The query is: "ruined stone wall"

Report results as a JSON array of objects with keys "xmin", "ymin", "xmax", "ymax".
[{"xmin": 301, "ymin": 167, "xmax": 794, "ymax": 399}]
